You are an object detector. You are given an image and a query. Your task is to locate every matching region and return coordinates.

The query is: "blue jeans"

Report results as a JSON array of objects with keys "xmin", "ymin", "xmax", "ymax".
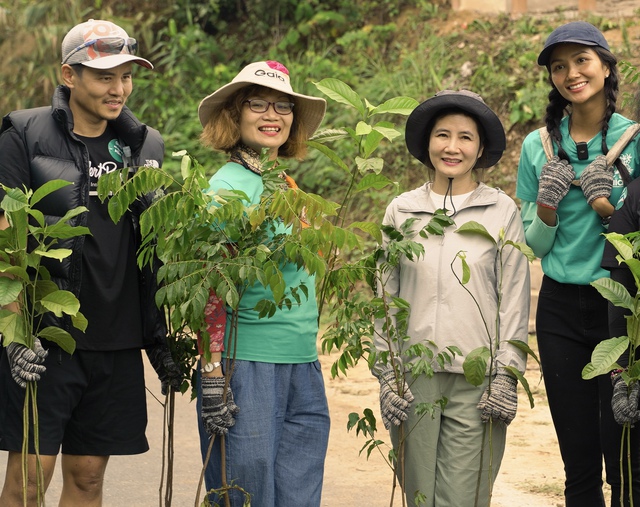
[
  {"xmin": 537, "ymin": 276, "xmax": 640, "ymax": 507},
  {"xmin": 197, "ymin": 360, "xmax": 330, "ymax": 507}
]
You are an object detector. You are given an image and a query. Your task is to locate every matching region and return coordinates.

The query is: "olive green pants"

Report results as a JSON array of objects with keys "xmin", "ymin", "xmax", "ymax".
[{"xmin": 390, "ymin": 372, "xmax": 507, "ymax": 507}]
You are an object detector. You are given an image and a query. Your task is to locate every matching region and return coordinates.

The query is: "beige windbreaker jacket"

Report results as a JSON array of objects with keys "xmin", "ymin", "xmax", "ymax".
[{"xmin": 375, "ymin": 181, "xmax": 530, "ymax": 375}]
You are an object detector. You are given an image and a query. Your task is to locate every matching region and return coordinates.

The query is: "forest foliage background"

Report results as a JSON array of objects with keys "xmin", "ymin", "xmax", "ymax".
[{"xmin": 1, "ymin": 0, "xmax": 640, "ymax": 223}]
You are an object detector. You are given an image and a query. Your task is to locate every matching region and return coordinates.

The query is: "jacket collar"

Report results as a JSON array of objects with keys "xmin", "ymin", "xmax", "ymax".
[
  {"xmin": 396, "ymin": 181, "xmax": 499, "ymax": 213},
  {"xmin": 51, "ymin": 85, "xmax": 147, "ymax": 155}
]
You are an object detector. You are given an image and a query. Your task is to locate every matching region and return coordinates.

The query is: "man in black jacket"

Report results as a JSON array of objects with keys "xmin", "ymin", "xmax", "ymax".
[{"xmin": 0, "ymin": 19, "xmax": 181, "ymax": 506}]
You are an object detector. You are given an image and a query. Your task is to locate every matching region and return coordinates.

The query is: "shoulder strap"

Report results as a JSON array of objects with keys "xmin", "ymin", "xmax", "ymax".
[
  {"xmin": 538, "ymin": 127, "xmax": 554, "ymax": 161},
  {"xmin": 605, "ymin": 123, "xmax": 640, "ymax": 167},
  {"xmin": 537, "ymin": 124, "xmax": 640, "ymax": 165}
]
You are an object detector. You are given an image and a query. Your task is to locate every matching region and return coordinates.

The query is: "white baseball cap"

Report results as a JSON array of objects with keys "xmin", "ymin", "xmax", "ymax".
[{"xmin": 61, "ymin": 19, "xmax": 152, "ymax": 70}]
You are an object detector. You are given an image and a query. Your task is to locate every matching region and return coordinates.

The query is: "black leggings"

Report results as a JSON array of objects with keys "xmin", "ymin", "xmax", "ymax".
[{"xmin": 537, "ymin": 275, "xmax": 640, "ymax": 507}]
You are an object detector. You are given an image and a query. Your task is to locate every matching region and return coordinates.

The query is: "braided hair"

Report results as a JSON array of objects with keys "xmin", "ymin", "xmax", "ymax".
[{"xmin": 543, "ymin": 46, "xmax": 631, "ymax": 185}]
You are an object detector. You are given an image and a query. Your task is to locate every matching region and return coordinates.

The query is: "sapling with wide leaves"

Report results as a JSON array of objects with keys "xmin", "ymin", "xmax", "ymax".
[
  {"xmin": 0, "ymin": 180, "xmax": 88, "ymax": 506},
  {"xmin": 582, "ymin": 230, "xmax": 640, "ymax": 507},
  {"xmin": 451, "ymin": 221, "xmax": 537, "ymax": 505}
]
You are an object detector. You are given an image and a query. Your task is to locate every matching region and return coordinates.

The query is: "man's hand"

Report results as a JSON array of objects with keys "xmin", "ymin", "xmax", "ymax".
[
  {"xmin": 201, "ymin": 376, "xmax": 239, "ymax": 436},
  {"xmin": 611, "ymin": 377, "xmax": 640, "ymax": 426},
  {"xmin": 6, "ymin": 338, "xmax": 48, "ymax": 388},
  {"xmin": 146, "ymin": 342, "xmax": 182, "ymax": 395},
  {"xmin": 477, "ymin": 373, "xmax": 518, "ymax": 425},
  {"xmin": 376, "ymin": 368, "xmax": 414, "ymax": 430},
  {"xmin": 536, "ymin": 156, "xmax": 575, "ymax": 210}
]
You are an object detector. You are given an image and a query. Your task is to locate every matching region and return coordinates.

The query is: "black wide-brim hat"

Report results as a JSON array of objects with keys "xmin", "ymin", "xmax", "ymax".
[{"xmin": 405, "ymin": 89, "xmax": 506, "ymax": 170}]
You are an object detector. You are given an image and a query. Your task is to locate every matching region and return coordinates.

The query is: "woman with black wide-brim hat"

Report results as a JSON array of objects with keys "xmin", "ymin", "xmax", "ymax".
[{"xmin": 374, "ymin": 90, "xmax": 530, "ymax": 506}]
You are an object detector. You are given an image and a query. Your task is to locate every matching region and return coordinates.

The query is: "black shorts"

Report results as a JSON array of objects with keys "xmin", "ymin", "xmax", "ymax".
[{"xmin": 0, "ymin": 346, "xmax": 148, "ymax": 456}]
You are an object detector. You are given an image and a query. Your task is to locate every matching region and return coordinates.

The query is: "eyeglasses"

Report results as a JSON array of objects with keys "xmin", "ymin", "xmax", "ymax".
[
  {"xmin": 243, "ymin": 99, "xmax": 294, "ymax": 115},
  {"xmin": 62, "ymin": 37, "xmax": 138, "ymax": 64}
]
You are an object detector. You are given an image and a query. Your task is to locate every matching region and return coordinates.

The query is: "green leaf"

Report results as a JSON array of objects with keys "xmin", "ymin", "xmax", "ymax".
[
  {"xmin": 355, "ymin": 121, "xmax": 372, "ymax": 136},
  {"xmin": 0, "ymin": 310, "xmax": 24, "ymax": 344},
  {"xmin": 372, "ymin": 126, "xmax": 401, "ymax": 141},
  {"xmin": 462, "ymin": 346, "xmax": 490, "ymax": 386},
  {"xmin": 40, "ymin": 290, "xmax": 81, "ymax": 317},
  {"xmin": 30, "ymin": 180, "xmax": 73, "ymax": 206},
  {"xmin": 455, "ymin": 251, "xmax": 470, "ymax": 284},
  {"xmin": 315, "ymin": 78, "xmax": 366, "ymax": 117},
  {"xmin": 307, "ymin": 140, "xmax": 350, "ymax": 175},
  {"xmin": 604, "ymin": 232, "xmax": 633, "ymax": 261},
  {"xmin": 504, "ymin": 240, "xmax": 536, "ymax": 262},
  {"xmin": 38, "ymin": 326, "xmax": 77, "ymax": 354},
  {"xmin": 71, "ymin": 311, "xmax": 88, "ymax": 333},
  {"xmin": 349, "ymin": 221, "xmax": 382, "ymax": 244},
  {"xmin": 370, "ymin": 96, "xmax": 420, "ymax": 116},
  {"xmin": 582, "ymin": 336, "xmax": 629, "ymax": 379},
  {"xmin": 503, "ymin": 366, "xmax": 535, "ymax": 408},
  {"xmin": 1, "ymin": 187, "xmax": 29, "ymax": 212},
  {"xmin": 34, "ymin": 248, "xmax": 73, "ymax": 260},
  {"xmin": 355, "ymin": 156, "xmax": 384, "ymax": 175},
  {"xmin": 0, "ymin": 277, "xmax": 22, "ymax": 306},
  {"xmin": 355, "ymin": 173, "xmax": 395, "ymax": 193},
  {"xmin": 590, "ymin": 278, "xmax": 635, "ymax": 312},
  {"xmin": 623, "ymin": 258, "xmax": 640, "ymax": 288},
  {"xmin": 310, "ymin": 128, "xmax": 350, "ymax": 143},
  {"xmin": 455, "ymin": 221, "xmax": 496, "ymax": 244},
  {"xmin": 506, "ymin": 339, "xmax": 540, "ymax": 368}
]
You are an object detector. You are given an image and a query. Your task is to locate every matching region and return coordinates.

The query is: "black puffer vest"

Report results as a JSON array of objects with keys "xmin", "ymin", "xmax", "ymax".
[{"xmin": 0, "ymin": 85, "xmax": 167, "ymax": 347}]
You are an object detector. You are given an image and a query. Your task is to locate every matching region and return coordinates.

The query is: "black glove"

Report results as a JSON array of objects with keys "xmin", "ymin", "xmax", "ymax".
[
  {"xmin": 580, "ymin": 155, "xmax": 613, "ymax": 205},
  {"xmin": 477, "ymin": 373, "xmax": 518, "ymax": 425},
  {"xmin": 536, "ymin": 156, "xmax": 575, "ymax": 210},
  {"xmin": 201, "ymin": 376, "xmax": 240, "ymax": 436},
  {"xmin": 611, "ymin": 376, "xmax": 640, "ymax": 426},
  {"xmin": 376, "ymin": 368, "xmax": 414, "ymax": 430},
  {"xmin": 146, "ymin": 342, "xmax": 182, "ymax": 395},
  {"xmin": 6, "ymin": 338, "xmax": 48, "ymax": 388}
]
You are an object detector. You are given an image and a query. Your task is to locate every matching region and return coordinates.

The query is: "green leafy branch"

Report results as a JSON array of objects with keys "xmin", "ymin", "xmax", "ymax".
[
  {"xmin": 0, "ymin": 180, "xmax": 88, "ymax": 506},
  {"xmin": 582, "ymin": 231, "xmax": 640, "ymax": 507},
  {"xmin": 451, "ymin": 221, "xmax": 538, "ymax": 404}
]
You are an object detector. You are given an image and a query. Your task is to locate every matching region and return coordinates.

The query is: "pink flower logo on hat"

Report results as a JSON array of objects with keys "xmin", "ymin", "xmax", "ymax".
[{"xmin": 266, "ymin": 61, "xmax": 289, "ymax": 75}]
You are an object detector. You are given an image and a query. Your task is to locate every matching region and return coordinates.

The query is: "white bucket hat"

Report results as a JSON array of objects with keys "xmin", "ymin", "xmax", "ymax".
[
  {"xmin": 61, "ymin": 19, "xmax": 152, "ymax": 70},
  {"xmin": 197, "ymin": 61, "xmax": 326, "ymax": 139}
]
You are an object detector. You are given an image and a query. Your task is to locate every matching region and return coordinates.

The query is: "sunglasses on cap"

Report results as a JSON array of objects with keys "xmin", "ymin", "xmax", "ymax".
[
  {"xmin": 62, "ymin": 37, "xmax": 138, "ymax": 64},
  {"xmin": 243, "ymin": 99, "xmax": 294, "ymax": 115}
]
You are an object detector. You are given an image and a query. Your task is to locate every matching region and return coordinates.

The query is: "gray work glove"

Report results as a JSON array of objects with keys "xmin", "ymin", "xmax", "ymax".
[
  {"xmin": 201, "ymin": 376, "xmax": 240, "ymax": 436},
  {"xmin": 377, "ymin": 368, "xmax": 414, "ymax": 430},
  {"xmin": 146, "ymin": 342, "xmax": 182, "ymax": 395},
  {"xmin": 6, "ymin": 338, "xmax": 48, "ymax": 388},
  {"xmin": 580, "ymin": 155, "xmax": 613, "ymax": 205},
  {"xmin": 477, "ymin": 373, "xmax": 518, "ymax": 425},
  {"xmin": 536, "ymin": 156, "xmax": 575, "ymax": 210},
  {"xmin": 611, "ymin": 376, "xmax": 640, "ymax": 426}
]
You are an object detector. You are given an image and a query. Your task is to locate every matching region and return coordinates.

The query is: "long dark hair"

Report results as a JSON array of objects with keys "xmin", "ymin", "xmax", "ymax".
[{"xmin": 543, "ymin": 46, "xmax": 630, "ymax": 184}]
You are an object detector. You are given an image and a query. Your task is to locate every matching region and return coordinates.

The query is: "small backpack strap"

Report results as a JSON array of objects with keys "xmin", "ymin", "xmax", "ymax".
[
  {"xmin": 538, "ymin": 127, "xmax": 555, "ymax": 161},
  {"xmin": 605, "ymin": 123, "xmax": 640, "ymax": 167}
]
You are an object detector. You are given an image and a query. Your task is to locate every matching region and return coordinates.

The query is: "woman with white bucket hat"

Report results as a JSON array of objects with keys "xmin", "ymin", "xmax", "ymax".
[{"xmin": 195, "ymin": 60, "xmax": 329, "ymax": 507}]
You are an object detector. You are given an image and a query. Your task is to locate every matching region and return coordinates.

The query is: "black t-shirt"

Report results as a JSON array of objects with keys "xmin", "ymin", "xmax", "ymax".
[{"xmin": 72, "ymin": 127, "xmax": 142, "ymax": 350}]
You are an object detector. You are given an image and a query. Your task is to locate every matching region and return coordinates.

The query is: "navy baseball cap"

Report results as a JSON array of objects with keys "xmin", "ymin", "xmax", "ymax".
[{"xmin": 538, "ymin": 21, "xmax": 610, "ymax": 67}]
